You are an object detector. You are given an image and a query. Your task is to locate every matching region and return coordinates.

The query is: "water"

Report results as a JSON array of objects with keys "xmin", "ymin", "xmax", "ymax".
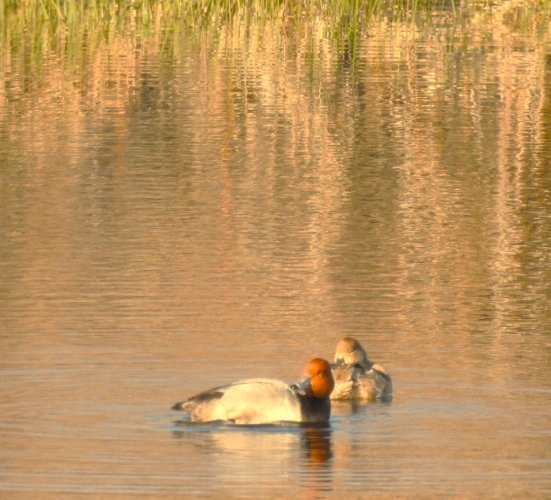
[{"xmin": 1, "ymin": 10, "xmax": 550, "ymax": 498}]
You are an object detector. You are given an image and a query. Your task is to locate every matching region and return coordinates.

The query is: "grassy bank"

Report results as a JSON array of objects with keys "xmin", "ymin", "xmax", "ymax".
[
  {"xmin": 2, "ymin": 0, "xmax": 453, "ymax": 26},
  {"xmin": 2, "ymin": 1, "xmax": 548, "ymax": 31}
]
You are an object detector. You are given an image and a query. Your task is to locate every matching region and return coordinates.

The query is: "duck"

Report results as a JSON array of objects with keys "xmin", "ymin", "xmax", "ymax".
[
  {"xmin": 172, "ymin": 358, "xmax": 335, "ymax": 425},
  {"xmin": 330, "ymin": 337, "xmax": 392, "ymax": 401}
]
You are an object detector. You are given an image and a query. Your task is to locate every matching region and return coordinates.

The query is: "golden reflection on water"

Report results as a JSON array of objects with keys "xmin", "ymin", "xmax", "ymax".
[{"xmin": 1, "ymin": 6, "xmax": 550, "ymax": 498}]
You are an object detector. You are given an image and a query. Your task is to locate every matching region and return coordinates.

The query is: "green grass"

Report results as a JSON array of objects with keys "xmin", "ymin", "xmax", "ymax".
[
  {"xmin": 1, "ymin": 0, "xmax": 549, "ymax": 79},
  {"xmin": 2, "ymin": 0, "xmax": 549, "ymax": 36},
  {"xmin": 0, "ymin": 1, "xmax": 509, "ymax": 30}
]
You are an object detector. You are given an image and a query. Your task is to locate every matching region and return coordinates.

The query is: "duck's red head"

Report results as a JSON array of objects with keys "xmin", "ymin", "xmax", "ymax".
[{"xmin": 300, "ymin": 358, "xmax": 335, "ymax": 399}]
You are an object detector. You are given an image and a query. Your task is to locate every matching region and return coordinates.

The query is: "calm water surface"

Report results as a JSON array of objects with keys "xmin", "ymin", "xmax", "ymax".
[{"xmin": 1, "ymin": 10, "xmax": 550, "ymax": 498}]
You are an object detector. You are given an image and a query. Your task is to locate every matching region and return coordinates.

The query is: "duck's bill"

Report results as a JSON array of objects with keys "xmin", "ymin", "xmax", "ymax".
[{"xmin": 291, "ymin": 376, "xmax": 312, "ymax": 395}]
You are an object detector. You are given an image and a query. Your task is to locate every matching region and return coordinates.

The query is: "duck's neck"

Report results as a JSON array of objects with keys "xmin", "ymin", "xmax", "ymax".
[{"xmin": 298, "ymin": 394, "xmax": 331, "ymax": 423}]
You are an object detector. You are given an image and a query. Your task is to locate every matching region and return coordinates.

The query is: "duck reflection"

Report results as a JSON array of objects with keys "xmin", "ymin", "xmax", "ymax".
[
  {"xmin": 300, "ymin": 425, "xmax": 333, "ymax": 467},
  {"xmin": 172, "ymin": 421, "xmax": 333, "ymax": 469},
  {"xmin": 171, "ymin": 421, "xmax": 334, "ymax": 493}
]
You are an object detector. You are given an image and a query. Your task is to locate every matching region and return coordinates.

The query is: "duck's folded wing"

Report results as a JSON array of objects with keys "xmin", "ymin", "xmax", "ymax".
[
  {"xmin": 216, "ymin": 379, "xmax": 301, "ymax": 424},
  {"xmin": 172, "ymin": 386, "xmax": 225, "ymax": 411},
  {"xmin": 359, "ymin": 366, "xmax": 393, "ymax": 400},
  {"xmin": 173, "ymin": 378, "xmax": 301, "ymax": 424},
  {"xmin": 371, "ymin": 364, "xmax": 392, "ymax": 383}
]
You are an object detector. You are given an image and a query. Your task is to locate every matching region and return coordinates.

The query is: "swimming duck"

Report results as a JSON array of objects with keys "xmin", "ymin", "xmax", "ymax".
[
  {"xmin": 330, "ymin": 337, "xmax": 392, "ymax": 401},
  {"xmin": 172, "ymin": 358, "xmax": 335, "ymax": 425}
]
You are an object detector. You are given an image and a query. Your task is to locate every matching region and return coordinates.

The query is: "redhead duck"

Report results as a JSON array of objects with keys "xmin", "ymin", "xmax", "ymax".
[
  {"xmin": 172, "ymin": 358, "xmax": 335, "ymax": 425},
  {"xmin": 330, "ymin": 337, "xmax": 392, "ymax": 401}
]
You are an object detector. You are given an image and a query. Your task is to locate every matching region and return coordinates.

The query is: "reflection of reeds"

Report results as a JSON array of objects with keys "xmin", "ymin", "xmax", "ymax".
[{"xmin": 1, "ymin": 1, "xmax": 549, "ymax": 345}]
